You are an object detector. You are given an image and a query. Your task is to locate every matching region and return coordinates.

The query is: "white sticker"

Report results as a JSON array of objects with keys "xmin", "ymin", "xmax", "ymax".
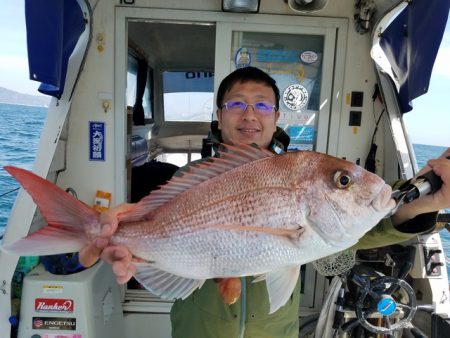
[
  {"xmin": 300, "ymin": 51, "xmax": 318, "ymax": 64},
  {"xmin": 283, "ymin": 84, "xmax": 309, "ymax": 111},
  {"xmin": 42, "ymin": 285, "xmax": 64, "ymax": 294}
]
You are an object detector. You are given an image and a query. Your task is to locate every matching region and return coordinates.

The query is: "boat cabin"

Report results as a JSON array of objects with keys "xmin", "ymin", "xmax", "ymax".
[{"xmin": 1, "ymin": 0, "xmax": 449, "ymax": 337}]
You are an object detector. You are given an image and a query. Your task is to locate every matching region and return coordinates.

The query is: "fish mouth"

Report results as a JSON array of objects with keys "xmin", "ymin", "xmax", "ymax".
[{"xmin": 371, "ymin": 184, "xmax": 396, "ymax": 213}]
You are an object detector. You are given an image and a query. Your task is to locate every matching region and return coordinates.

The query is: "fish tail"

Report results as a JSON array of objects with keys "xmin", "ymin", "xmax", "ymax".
[{"xmin": 3, "ymin": 166, "xmax": 99, "ymax": 256}]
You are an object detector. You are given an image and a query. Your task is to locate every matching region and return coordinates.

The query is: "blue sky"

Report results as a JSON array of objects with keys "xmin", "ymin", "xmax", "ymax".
[{"xmin": 0, "ymin": 2, "xmax": 449, "ymax": 147}]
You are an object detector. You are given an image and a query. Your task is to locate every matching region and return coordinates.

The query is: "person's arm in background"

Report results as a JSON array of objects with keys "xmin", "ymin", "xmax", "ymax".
[
  {"xmin": 392, "ymin": 148, "xmax": 450, "ymax": 226},
  {"xmin": 355, "ymin": 148, "xmax": 450, "ymax": 250}
]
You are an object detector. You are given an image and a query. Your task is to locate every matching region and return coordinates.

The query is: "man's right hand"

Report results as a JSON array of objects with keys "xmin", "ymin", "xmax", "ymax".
[{"xmin": 79, "ymin": 203, "xmax": 136, "ymax": 284}]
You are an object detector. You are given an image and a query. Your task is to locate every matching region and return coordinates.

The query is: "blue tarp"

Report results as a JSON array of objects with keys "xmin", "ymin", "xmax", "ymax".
[
  {"xmin": 25, "ymin": 0, "xmax": 86, "ymax": 99},
  {"xmin": 379, "ymin": 0, "xmax": 450, "ymax": 113}
]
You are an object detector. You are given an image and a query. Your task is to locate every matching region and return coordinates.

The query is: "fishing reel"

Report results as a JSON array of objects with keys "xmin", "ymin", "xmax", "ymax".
[
  {"xmin": 332, "ymin": 246, "xmax": 422, "ymax": 335},
  {"xmin": 306, "ymin": 245, "xmax": 448, "ymax": 337},
  {"xmin": 332, "ymin": 271, "xmax": 418, "ymax": 335},
  {"xmin": 349, "ymin": 275, "xmax": 417, "ymax": 334}
]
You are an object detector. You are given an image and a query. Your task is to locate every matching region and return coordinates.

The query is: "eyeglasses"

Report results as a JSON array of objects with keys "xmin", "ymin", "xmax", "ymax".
[{"xmin": 222, "ymin": 101, "xmax": 276, "ymax": 116}]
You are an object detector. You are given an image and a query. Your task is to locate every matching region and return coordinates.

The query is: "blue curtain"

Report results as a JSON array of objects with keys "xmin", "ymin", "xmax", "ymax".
[
  {"xmin": 380, "ymin": 0, "xmax": 450, "ymax": 113},
  {"xmin": 25, "ymin": 0, "xmax": 86, "ymax": 99}
]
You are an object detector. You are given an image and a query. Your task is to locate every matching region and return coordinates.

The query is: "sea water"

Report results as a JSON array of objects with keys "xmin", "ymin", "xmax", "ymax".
[
  {"xmin": 0, "ymin": 103, "xmax": 46, "ymax": 231},
  {"xmin": 0, "ymin": 102, "xmax": 449, "ymax": 278}
]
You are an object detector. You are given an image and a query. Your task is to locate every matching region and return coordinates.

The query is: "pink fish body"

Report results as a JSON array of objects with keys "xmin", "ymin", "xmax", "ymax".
[{"xmin": 3, "ymin": 144, "xmax": 394, "ymax": 313}]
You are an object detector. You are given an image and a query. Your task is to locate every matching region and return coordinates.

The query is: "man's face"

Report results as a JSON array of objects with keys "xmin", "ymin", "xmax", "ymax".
[{"xmin": 217, "ymin": 81, "xmax": 280, "ymax": 149}]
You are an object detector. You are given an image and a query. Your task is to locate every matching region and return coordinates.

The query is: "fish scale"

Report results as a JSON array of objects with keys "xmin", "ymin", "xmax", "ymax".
[
  {"xmin": 114, "ymin": 186, "xmax": 305, "ymax": 269},
  {"xmin": 150, "ymin": 155, "xmax": 297, "ymax": 223}
]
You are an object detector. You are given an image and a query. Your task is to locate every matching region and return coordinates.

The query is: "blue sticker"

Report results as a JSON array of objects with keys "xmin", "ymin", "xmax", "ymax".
[
  {"xmin": 89, "ymin": 121, "xmax": 105, "ymax": 161},
  {"xmin": 257, "ymin": 49, "xmax": 299, "ymax": 63},
  {"xmin": 287, "ymin": 125, "xmax": 315, "ymax": 144},
  {"xmin": 235, "ymin": 48, "xmax": 251, "ymax": 68}
]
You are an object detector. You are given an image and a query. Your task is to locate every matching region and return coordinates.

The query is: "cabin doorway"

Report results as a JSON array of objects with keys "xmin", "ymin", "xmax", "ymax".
[{"xmin": 115, "ymin": 7, "xmax": 348, "ymax": 333}]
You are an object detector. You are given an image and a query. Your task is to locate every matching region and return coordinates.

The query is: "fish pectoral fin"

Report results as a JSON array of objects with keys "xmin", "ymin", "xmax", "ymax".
[
  {"xmin": 252, "ymin": 274, "xmax": 266, "ymax": 283},
  {"xmin": 265, "ymin": 266, "xmax": 300, "ymax": 314},
  {"xmin": 134, "ymin": 265, "xmax": 205, "ymax": 300},
  {"xmin": 218, "ymin": 224, "xmax": 304, "ymax": 239}
]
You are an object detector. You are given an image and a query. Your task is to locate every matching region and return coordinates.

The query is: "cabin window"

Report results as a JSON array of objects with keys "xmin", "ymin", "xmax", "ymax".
[
  {"xmin": 126, "ymin": 55, "xmax": 138, "ymax": 107},
  {"xmin": 163, "ymin": 71, "xmax": 214, "ymax": 122},
  {"xmin": 143, "ymin": 71, "xmax": 153, "ymax": 120},
  {"xmin": 156, "ymin": 152, "xmax": 202, "ymax": 167},
  {"xmin": 126, "ymin": 54, "xmax": 153, "ymax": 120},
  {"xmin": 231, "ymin": 31, "xmax": 324, "ymax": 151}
]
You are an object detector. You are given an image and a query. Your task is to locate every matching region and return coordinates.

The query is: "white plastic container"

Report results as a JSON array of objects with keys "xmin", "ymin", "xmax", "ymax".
[{"xmin": 18, "ymin": 262, "xmax": 125, "ymax": 338}]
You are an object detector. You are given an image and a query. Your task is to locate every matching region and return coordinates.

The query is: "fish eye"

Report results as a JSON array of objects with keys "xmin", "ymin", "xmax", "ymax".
[{"xmin": 334, "ymin": 171, "xmax": 353, "ymax": 189}]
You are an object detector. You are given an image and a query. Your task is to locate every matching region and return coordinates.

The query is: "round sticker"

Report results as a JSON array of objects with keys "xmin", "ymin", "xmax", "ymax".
[
  {"xmin": 300, "ymin": 51, "xmax": 318, "ymax": 64},
  {"xmin": 283, "ymin": 84, "xmax": 309, "ymax": 111},
  {"xmin": 235, "ymin": 47, "xmax": 251, "ymax": 68}
]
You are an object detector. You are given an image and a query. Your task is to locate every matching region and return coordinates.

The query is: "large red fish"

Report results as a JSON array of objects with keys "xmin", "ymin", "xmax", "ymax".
[{"xmin": 3, "ymin": 144, "xmax": 394, "ymax": 313}]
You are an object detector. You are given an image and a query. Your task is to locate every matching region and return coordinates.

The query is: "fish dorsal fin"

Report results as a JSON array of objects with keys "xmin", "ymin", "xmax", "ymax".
[
  {"xmin": 118, "ymin": 143, "xmax": 274, "ymax": 222},
  {"xmin": 264, "ymin": 266, "xmax": 300, "ymax": 314},
  {"xmin": 134, "ymin": 264, "xmax": 205, "ymax": 300}
]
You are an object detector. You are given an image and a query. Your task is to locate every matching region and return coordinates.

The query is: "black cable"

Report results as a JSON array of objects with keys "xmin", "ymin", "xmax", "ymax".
[
  {"xmin": 370, "ymin": 108, "xmax": 385, "ymax": 146},
  {"xmin": 0, "ymin": 187, "xmax": 19, "ymax": 198},
  {"xmin": 364, "ymin": 108, "xmax": 385, "ymax": 173}
]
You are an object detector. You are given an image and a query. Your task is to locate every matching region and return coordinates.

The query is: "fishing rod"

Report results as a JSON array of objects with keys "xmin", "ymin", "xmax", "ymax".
[
  {"xmin": 0, "ymin": 187, "xmax": 19, "ymax": 198},
  {"xmin": 387, "ymin": 156, "xmax": 450, "ymax": 218}
]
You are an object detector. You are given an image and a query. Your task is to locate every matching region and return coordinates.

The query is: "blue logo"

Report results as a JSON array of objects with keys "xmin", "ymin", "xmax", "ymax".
[
  {"xmin": 377, "ymin": 297, "xmax": 397, "ymax": 316},
  {"xmin": 89, "ymin": 121, "xmax": 105, "ymax": 161}
]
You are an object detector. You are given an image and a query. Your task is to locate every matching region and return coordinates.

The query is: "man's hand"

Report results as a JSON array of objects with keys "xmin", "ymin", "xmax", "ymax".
[
  {"xmin": 79, "ymin": 203, "xmax": 136, "ymax": 284},
  {"xmin": 392, "ymin": 148, "xmax": 450, "ymax": 225}
]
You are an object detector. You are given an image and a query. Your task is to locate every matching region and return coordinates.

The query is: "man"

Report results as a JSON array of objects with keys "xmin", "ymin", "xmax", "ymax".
[{"xmin": 80, "ymin": 67, "xmax": 450, "ymax": 337}]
